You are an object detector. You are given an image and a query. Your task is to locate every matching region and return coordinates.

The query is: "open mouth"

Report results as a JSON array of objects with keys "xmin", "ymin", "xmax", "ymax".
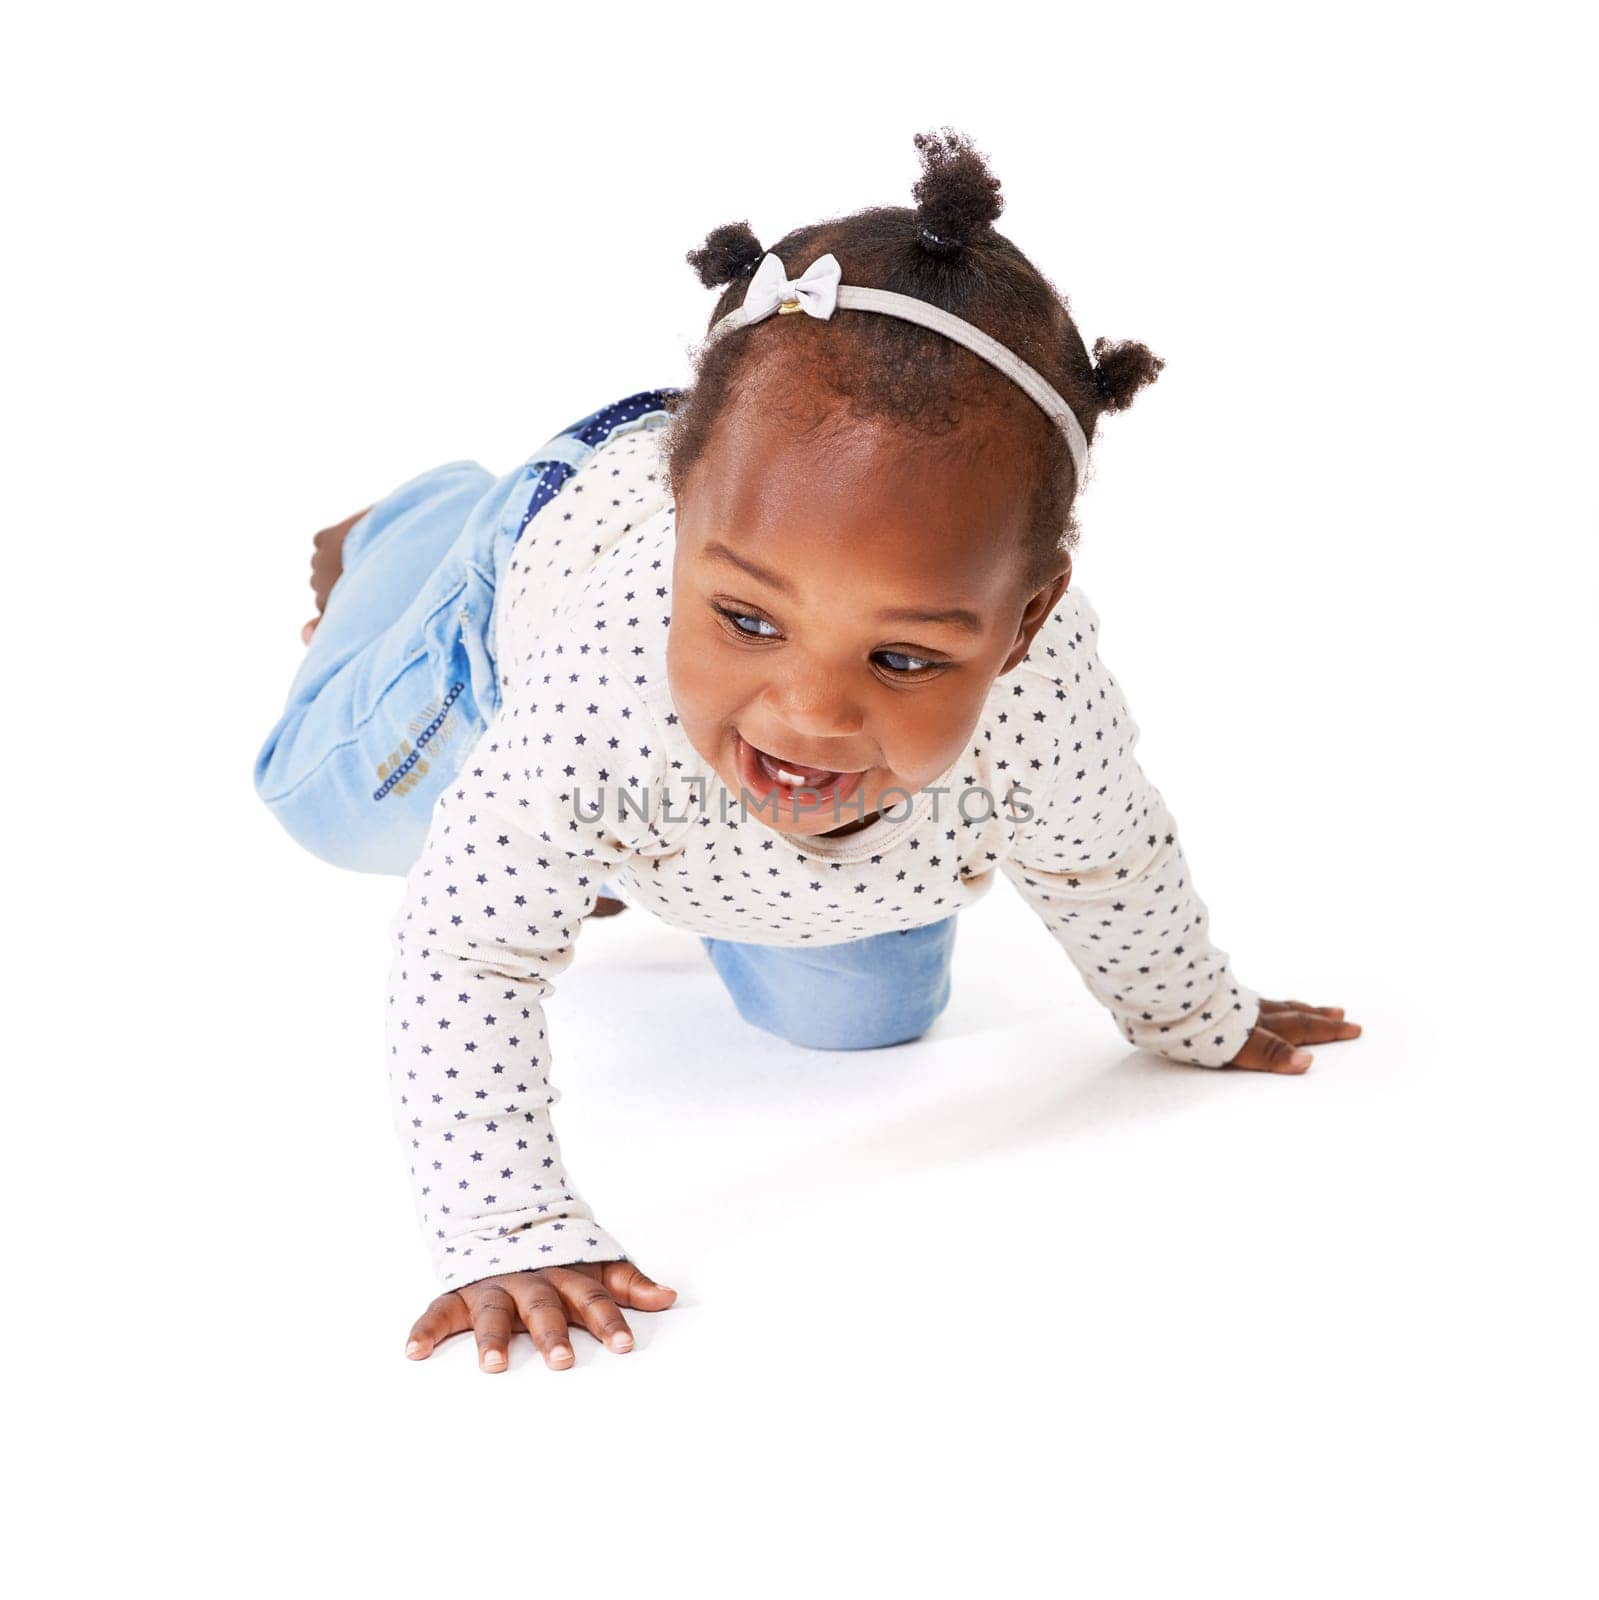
[{"xmin": 733, "ymin": 730, "xmax": 869, "ymax": 811}]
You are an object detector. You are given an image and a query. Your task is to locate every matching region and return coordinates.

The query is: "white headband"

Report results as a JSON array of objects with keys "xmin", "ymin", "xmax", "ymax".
[{"xmin": 703, "ymin": 250, "xmax": 1091, "ymax": 486}]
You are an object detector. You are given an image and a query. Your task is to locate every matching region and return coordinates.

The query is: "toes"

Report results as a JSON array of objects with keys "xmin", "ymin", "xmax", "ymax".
[{"xmin": 301, "ymin": 617, "xmax": 320, "ymax": 646}]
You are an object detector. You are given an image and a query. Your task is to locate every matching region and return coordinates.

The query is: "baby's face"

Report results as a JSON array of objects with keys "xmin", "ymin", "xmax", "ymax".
[{"xmin": 667, "ymin": 397, "xmax": 1068, "ymax": 840}]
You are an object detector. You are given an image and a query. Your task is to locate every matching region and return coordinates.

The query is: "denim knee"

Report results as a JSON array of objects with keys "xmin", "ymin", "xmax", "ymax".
[
  {"xmin": 700, "ymin": 920, "xmax": 957, "ymax": 1051},
  {"xmin": 772, "ymin": 981, "xmax": 951, "ymax": 1051}
]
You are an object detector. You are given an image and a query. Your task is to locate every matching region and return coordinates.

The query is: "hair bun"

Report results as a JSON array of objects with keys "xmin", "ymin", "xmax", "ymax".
[
  {"xmin": 1091, "ymin": 336, "xmax": 1166, "ymax": 413},
  {"xmin": 911, "ymin": 127, "xmax": 1003, "ymax": 259},
  {"xmin": 686, "ymin": 222, "xmax": 767, "ymax": 290}
]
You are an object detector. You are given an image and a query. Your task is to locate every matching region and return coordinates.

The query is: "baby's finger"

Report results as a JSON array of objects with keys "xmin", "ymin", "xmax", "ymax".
[
  {"xmin": 545, "ymin": 1267, "xmax": 635, "ymax": 1354},
  {"xmin": 461, "ymin": 1284, "xmax": 519, "ymax": 1374},
  {"xmin": 1229, "ymin": 1025, "xmax": 1313, "ymax": 1074},
  {"xmin": 602, "ymin": 1261, "xmax": 678, "ymax": 1311},
  {"xmin": 406, "ymin": 1291, "xmax": 470, "ymax": 1360},
  {"xmin": 506, "ymin": 1277, "xmax": 575, "ymax": 1371},
  {"xmin": 1254, "ymin": 1009, "xmax": 1363, "ymax": 1046}
]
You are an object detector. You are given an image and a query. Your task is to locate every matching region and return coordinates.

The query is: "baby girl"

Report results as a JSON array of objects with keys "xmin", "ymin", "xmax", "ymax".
[{"xmin": 253, "ymin": 127, "xmax": 1360, "ymax": 1375}]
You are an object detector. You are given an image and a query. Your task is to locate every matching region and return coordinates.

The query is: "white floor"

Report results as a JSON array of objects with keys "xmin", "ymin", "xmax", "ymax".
[{"xmin": 31, "ymin": 817, "xmax": 1589, "ymax": 1596}]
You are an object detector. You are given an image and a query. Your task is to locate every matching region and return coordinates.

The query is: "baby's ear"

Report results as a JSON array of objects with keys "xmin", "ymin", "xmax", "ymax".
[
  {"xmin": 1003, "ymin": 563, "xmax": 1072, "ymax": 672},
  {"xmin": 1031, "ymin": 559, "xmax": 1072, "ymax": 619}
]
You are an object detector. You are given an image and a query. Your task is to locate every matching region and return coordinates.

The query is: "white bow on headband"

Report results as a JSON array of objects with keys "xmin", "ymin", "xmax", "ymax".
[
  {"xmin": 706, "ymin": 251, "xmax": 1091, "ymax": 484},
  {"xmin": 740, "ymin": 250, "xmax": 844, "ymax": 323}
]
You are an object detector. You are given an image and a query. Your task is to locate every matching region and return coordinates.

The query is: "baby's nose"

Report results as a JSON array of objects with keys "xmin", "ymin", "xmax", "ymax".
[{"xmin": 764, "ymin": 679, "xmax": 866, "ymax": 739}]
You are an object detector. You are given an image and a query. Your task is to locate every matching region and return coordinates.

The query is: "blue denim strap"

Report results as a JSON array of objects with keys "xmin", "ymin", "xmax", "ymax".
[{"xmin": 516, "ymin": 387, "xmax": 682, "ymax": 538}]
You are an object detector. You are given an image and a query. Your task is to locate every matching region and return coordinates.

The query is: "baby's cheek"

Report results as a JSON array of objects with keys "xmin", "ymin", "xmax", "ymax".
[
  {"xmin": 665, "ymin": 622, "xmax": 744, "ymax": 778},
  {"xmin": 881, "ymin": 689, "xmax": 987, "ymax": 789},
  {"xmin": 666, "ymin": 619, "xmax": 727, "ymax": 718}
]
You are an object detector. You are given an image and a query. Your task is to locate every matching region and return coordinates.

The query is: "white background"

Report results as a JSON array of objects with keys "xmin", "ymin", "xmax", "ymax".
[{"xmin": 6, "ymin": 2, "xmax": 1594, "ymax": 1595}]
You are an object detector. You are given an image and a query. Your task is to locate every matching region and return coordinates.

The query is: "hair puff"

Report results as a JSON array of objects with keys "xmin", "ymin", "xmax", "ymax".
[
  {"xmin": 1091, "ymin": 336, "xmax": 1165, "ymax": 413},
  {"xmin": 686, "ymin": 221, "xmax": 767, "ymax": 290},
  {"xmin": 911, "ymin": 127, "xmax": 1003, "ymax": 257}
]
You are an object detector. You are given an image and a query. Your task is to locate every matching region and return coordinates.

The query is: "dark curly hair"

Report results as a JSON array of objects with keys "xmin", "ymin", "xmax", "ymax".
[{"xmin": 661, "ymin": 126, "xmax": 1164, "ymax": 593}]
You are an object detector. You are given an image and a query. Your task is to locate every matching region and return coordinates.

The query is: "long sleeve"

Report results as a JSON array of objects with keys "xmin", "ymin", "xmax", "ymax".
[
  {"xmin": 383, "ymin": 677, "xmax": 670, "ymax": 1289},
  {"xmin": 1000, "ymin": 595, "xmax": 1260, "ymax": 1068}
]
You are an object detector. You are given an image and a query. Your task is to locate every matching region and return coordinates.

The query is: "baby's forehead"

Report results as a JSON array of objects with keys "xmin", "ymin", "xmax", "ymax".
[
  {"xmin": 669, "ymin": 373, "xmax": 1042, "ymax": 604},
  {"xmin": 686, "ymin": 416, "xmax": 1032, "ymax": 536},
  {"xmin": 679, "ymin": 499, "xmax": 1028, "ymax": 629}
]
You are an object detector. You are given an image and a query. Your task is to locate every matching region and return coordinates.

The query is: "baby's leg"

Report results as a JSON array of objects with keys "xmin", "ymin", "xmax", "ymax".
[{"xmin": 255, "ymin": 462, "xmax": 500, "ymax": 874}]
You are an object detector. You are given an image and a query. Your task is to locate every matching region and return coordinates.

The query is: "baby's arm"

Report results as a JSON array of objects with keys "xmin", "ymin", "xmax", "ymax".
[
  {"xmin": 1001, "ymin": 593, "xmax": 1357, "ymax": 1070},
  {"xmin": 383, "ymin": 679, "xmax": 675, "ymax": 1367}
]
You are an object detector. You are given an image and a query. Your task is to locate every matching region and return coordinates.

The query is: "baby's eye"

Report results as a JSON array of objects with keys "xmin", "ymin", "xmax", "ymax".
[
  {"xmin": 717, "ymin": 607, "xmax": 781, "ymax": 639},
  {"xmin": 876, "ymin": 649, "xmax": 938, "ymax": 676},
  {"xmin": 714, "ymin": 605, "xmax": 939, "ymax": 675}
]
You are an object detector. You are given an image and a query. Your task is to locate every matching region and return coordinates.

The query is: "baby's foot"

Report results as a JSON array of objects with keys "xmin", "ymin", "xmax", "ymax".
[{"xmin": 301, "ymin": 505, "xmax": 372, "ymax": 644}]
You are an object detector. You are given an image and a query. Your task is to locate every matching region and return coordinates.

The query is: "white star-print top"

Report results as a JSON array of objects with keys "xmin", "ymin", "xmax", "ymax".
[{"xmin": 386, "ymin": 417, "xmax": 1261, "ymax": 1287}]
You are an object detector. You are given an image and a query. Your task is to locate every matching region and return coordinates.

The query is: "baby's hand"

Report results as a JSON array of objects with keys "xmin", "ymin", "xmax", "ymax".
[
  {"xmin": 1226, "ymin": 997, "xmax": 1362, "ymax": 1074},
  {"xmin": 404, "ymin": 1261, "xmax": 677, "ymax": 1374}
]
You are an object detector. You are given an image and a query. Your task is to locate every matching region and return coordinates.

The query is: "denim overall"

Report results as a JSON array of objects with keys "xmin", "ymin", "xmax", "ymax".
[{"xmin": 252, "ymin": 388, "xmax": 956, "ymax": 1049}]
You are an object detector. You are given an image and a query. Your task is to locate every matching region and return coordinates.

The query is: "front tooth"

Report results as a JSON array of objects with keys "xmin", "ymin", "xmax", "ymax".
[{"xmin": 759, "ymin": 750, "xmax": 825, "ymax": 787}]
